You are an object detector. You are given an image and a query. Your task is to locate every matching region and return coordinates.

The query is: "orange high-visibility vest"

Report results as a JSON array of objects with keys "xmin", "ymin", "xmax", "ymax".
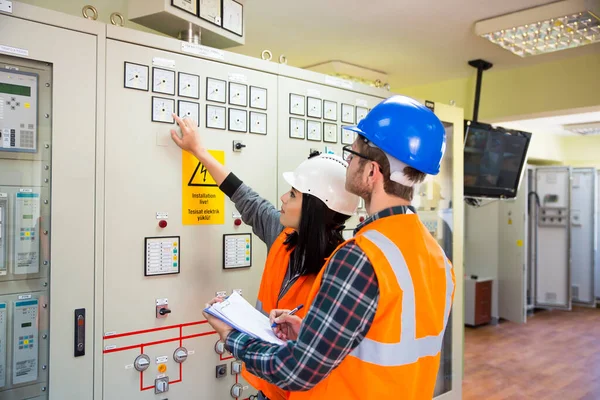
[
  {"xmin": 289, "ymin": 213, "xmax": 455, "ymax": 400},
  {"xmin": 243, "ymin": 228, "xmax": 315, "ymax": 400}
]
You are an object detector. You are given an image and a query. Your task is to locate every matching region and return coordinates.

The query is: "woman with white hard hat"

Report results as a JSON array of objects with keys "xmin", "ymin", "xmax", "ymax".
[{"xmin": 170, "ymin": 114, "xmax": 358, "ymax": 400}]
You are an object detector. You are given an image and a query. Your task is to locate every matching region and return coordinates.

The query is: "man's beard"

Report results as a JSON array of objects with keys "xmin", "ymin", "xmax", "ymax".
[{"xmin": 346, "ymin": 166, "xmax": 371, "ymax": 209}]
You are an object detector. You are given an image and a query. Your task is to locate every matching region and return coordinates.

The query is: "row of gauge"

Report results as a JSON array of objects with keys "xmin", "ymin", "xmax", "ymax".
[
  {"xmin": 289, "ymin": 94, "xmax": 369, "ymax": 126},
  {"xmin": 124, "ymin": 62, "xmax": 268, "ymax": 109}
]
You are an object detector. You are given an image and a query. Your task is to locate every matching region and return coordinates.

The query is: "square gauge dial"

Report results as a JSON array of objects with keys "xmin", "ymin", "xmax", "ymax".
[
  {"xmin": 178, "ymin": 72, "xmax": 200, "ymax": 99},
  {"xmin": 289, "ymin": 93, "xmax": 305, "ymax": 116},
  {"xmin": 178, "ymin": 101, "xmax": 200, "ymax": 126},
  {"xmin": 124, "ymin": 62, "xmax": 149, "ymax": 91},
  {"xmin": 229, "ymin": 108, "xmax": 247, "ymax": 132},
  {"xmin": 152, "ymin": 97, "xmax": 175, "ymax": 124},
  {"xmin": 324, "ymin": 123, "xmax": 337, "ymax": 143},
  {"xmin": 356, "ymin": 106, "xmax": 369, "ymax": 123},
  {"xmin": 289, "ymin": 118, "xmax": 305, "ymax": 139},
  {"xmin": 206, "ymin": 105, "xmax": 226, "ymax": 130},
  {"xmin": 307, "ymin": 120, "xmax": 322, "ymax": 141},
  {"xmin": 152, "ymin": 67, "xmax": 176, "ymax": 95},
  {"xmin": 307, "ymin": 97, "xmax": 322, "ymax": 119},
  {"xmin": 249, "ymin": 112, "xmax": 267, "ymax": 135},
  {"xmin": 172, "ymin": 0, "xmax": 197, "ymax": 15},
  {"xmin": 199, "ymin": 0, "xmax": 222, "ymax": 25},
  {"xmin": 206, "ymin": 77, "xmax": 226, "ymax": 103},
  {"xmin": 341, "ymin": 104, "xmax": 355, "ymax": 124},
  {"xmin": 222, "ymin": 0, "xmax": 243, "ymax": 36},
  {"xmin": 250, "ymin": 86, "xmax": 267, "ymax": 110},
  {"xmin": 323, "ymin": 100, "xmax": 337, "ymax": 121},
  {"xmin": 229, "ymin": 82, "xmax": 248, "ymax": 106},
  {"xmin": 341, "ymin": 126, "xmax": 355, "ymax": 145}
]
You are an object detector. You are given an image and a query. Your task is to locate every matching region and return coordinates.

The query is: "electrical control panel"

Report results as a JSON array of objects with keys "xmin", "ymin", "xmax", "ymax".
[
  {"xmin": 0, "ymin": 193, "xmax": 7, "ymax": 275},
  {"xmin": 0, "ymin": 70, "xmax": 38, "ymax": 153},
  {"xmin": 12, "ymin": 298, "xmax": 39, "ymax": 385},
  {"xmin": 0, "ymin": 302, "xmax": 6, "ymax": 388},
  {"xmin": 13, "ymin": 190, "xmax": 40, "ymax": 275}
]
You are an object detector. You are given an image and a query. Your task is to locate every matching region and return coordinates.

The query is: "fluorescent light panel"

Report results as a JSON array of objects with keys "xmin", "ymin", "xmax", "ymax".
[
  {"xmin": 475, "ymin": 0, "xmax": 600, "ymax": 56},
  {"xmin": 564, "ymin": 121, "xmax": 600, "ymax": 135}
]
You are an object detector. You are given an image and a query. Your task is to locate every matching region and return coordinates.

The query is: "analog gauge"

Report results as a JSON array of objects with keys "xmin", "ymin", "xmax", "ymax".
[
  {"xmin": 152, "ymin": 97, "xmax": 175, "ymax": 124},
  {"xmin": 172, "ymin": 0, "xmax": 197, "ymax": 15},
  {"xmin": 307, "ymin": 120, "xmax": 322, "ymax": 141},
  {"xmin": 152, "ymin": 68, "xmax": 176, "ymax": 95},
  {"xmin": 228, "ymin": 108, "xmax": 247, "ymax": 132},
  {"xmin": 289, "ymin": 118, "xmax": 305, "ymax": 139},
  {"xmin": 199, "ymin": 0, "xmax": 222, "ymax": 25},
  {"xmin": 249, "ymin": 112, "xmax": 267, "ymax": 135},
  {"xmin": 289, "ymin": 94, "xmax": 305, "ymax": 116},
  {"xmin": 222, "ymin": 0, "xmax": 243, "ymax": 36},
  {"xmin": 356, "ymin": 106, "xmax": 369, "ymax": 123},
  {"xmin": 324, "ymin": 123, "xmax": 337, "ymax": 143},
  {"xmin": 206, "ymin": 77, "xmax": 226, "ymax": 103},
  {"xmin": 249, "ymin": 86, "xmax": 267, "ymax": 110},
  {"xmin": 124, "ymin": 62, "xmax": 149, "ymax": 91},
  {"xmin": 341, "ymin": 126, "xmax": 355, "ymax": 145},
  {"xmin": 229, "ymin": 82, "xmax": 247, "ymax": 106},
  {"xmin": 178, "ymin": 101, "xmax": 200, "ymax": 127},
  {"xmin": 178, "ymin": 72, "xmax": 200, "ymax": 99},
  {"xmin": 341, "ymin": 104, "xmax": 355, "ymax": 124},
  {"xmin": 323, "ymin": 100, "xmax": 337, "ymax": 121},
  {"xmin": 307, "ymin": 97, "xmax": 322, "ymax": 119},
  {"xmin": 206, "ymin": 105, "xmax": 226, "ymax": 130}
]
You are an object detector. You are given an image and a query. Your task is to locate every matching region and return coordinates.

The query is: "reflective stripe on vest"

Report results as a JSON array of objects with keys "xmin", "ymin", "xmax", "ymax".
[
  {"xmin": 255, "ymin": 299, "xmax": 268, "ymax": 316},
  {"xmin": 349, "ymin": 230, "xmax": 454, "ymax": 367}
]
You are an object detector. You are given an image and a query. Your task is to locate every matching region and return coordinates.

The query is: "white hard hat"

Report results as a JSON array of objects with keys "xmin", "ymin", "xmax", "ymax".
[{"xmin": 282, "ymin": 154, "xmax": 359, "ymax": 216}]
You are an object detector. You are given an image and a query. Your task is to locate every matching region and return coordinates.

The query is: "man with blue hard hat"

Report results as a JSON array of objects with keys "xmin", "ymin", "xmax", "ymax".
[{"xmin": 203, "ymin": 95, "xmax": 456, "ymax": 400}]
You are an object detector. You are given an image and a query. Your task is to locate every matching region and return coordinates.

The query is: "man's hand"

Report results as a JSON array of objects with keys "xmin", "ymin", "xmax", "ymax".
[
  {"xmin": 170, "ymin": 113, "xmax": 205, "ymax": 157},
  {"xmin": 202, "ymin": 297, "xmax": 233, "ymax": 342},
  {"xmin": 270, "ymin": 309, "xmax": 302, "ymax": 341}
]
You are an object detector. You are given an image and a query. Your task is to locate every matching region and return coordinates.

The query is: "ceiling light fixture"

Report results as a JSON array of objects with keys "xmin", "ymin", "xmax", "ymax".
[
  {"xmin": 475, "ymin": 0, "xmax": 600, "ymax": 57},
  {"xmin": 563, "ymin": 121, "xmax": 600, "ymax": 134}
]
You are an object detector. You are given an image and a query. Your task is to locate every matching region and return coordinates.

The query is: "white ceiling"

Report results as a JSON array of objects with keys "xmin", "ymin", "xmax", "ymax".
[
  {"xmin": 500, "ymin": 110, "xmax": 600, "ymax": 135},
  {"xmin": 231, "ymin": 0, "xmax": 600, "ymax": 88}
]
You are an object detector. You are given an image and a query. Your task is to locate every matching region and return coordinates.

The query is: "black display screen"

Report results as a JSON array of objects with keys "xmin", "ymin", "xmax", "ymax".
[{"xmin": 464, "ymin": 121, "xmax": 532, "ymax": 199}]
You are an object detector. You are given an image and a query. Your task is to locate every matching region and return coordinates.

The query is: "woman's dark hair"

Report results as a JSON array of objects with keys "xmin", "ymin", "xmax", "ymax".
[{"xmin": 284, "ymin": 193, "xmax": 351, "ymax": 276}]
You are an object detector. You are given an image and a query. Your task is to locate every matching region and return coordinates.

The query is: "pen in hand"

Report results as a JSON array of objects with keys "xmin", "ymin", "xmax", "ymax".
[{"xmin": 271, "ymin": 304, "xmax": 304, "ymax": 328}]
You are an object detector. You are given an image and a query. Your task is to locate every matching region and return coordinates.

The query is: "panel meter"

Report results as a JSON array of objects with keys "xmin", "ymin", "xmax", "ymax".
[
  {"xmin": 249, "ymin": 112, "xmax": 267, "ymax": 135},
  {"xmin": 323, "ymin": 123, "xmax": 337, "ymax": 143},
  {"xmin": 289, "ymin": 94, "xmax": 305, "ymax": 116},
  {"xmin": 222, "ymin": 0, "xmax": 243, "ymax": 36},
  {"xmin": 0, "ymin": 69, "xmax": 38, "ymax": 153},
  {"xmin": 206, "ymin": 105, "xmax": 226, "ymax": 130},
  {"xmin": 307, "ymin": 120, "xmax": 322, "ymax": 142},
  {"xmin": 178, "ymin": 72, "xmax": 200, "ymax": 99},
  {"xmin": 0, "ymin": 302, "xmax": 6, "ymax": 388},
  {"xmin": 124, "ymin": 62, "xmax": 149, "ymax": 91},
  {"xmin": 289, "ymin": 118, "xmax": 305, "ymax": 139},
  {"xmin": 228, "ymin": 82, "xmax": 247, "ymax": 107},
  {"xmin": 172, "ymin": 0, "xmax": 197, "ymax": 15},
  {"xmin": 13, "ymin": 298, "xmax": 39, "ymax": 385},
  {"xmin": 356, "ymin": 106, "xmax": 369, "ymax": 123},
  {"xmin": 228, "ymin": 108, "xmax": 247, "ymax": 132},
  {"xmin": 199, "ymin": 0, "xmax": 222, "ymax": 25},
  {"xmin": 14, "ymin": 190, "xmax": 40, "ymax": 275},
  {"xmin": 341, "ymin": 104, "xmax": 355, "ymax": 124},
  {"xmin": 0, "ymin": 193, "xmax": 7, "ymax": 275},
  {"xmin": 249, "ymin": 86, "xmax": 267, "ymax": 110},
  {"xmin": 307, "ymin": 97, "xmax": 322, "ymax": 119},
  {"xmin": 206, "ymin": 78, "xmax": 226, "ymax": 103},
  {"xmin": 178, "ymin": 101, "xmax": 200, "ymax": 127},
  {"xmin": 341, "ymin": 126, "xmax": 355, "ymax": 145},
  {"xmin": 323, "ymin": 100, "xmax": 337, "ymax": 121},
  {"xmin": 152, "ymin": 97, "xmax": 175, "ymax": 124},
  {"xmin": 152, "ymin": 68, "xmax": 176, "ymax": 95}
]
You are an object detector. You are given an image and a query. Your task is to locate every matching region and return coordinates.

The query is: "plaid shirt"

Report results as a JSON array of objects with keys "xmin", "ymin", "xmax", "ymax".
[{"xmin": 225, "ymin": 205, "xmax": 415, "ymax": 391}]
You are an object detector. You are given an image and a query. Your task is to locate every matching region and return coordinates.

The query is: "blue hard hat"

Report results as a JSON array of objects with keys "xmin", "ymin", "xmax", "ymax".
[{"xmin": 344, "ymin": 95, "xmax": 446, "ymax": 175}]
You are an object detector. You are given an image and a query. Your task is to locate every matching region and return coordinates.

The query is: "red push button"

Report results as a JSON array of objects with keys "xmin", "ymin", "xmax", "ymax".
[
  {"xmin": 159, "ymin": 220, "xmax": 168, "ymax": 228},
  {"xmin": 359, "ymin": 216, "xmax": 365, "ymax": 223},
  {"xmin": 234, "ymin": 218, "xmax": 242, "ymax": 226}
]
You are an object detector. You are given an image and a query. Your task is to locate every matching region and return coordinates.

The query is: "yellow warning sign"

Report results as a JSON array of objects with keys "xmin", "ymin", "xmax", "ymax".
[{"xmin": 182, "ymin": 150, "xmax": 225, "ymax": 225}]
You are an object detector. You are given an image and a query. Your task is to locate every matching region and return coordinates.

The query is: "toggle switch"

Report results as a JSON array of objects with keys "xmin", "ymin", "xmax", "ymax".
[
  {"xmin": 159, "ymin": 308, "xmax": 171, "ymax": 316},
  {"xmin": 233, "ymin": 140, "xmax": 246, "ymax": 152},
  {"xmin": 155, "ymin": 377, "xmax": 169, "ymax": 394},
  {"xmin": 159, "ymin": 220, "xmax": 168, "ymax": 228},
  {"xmin": 230, "ymin": 383, "xmax": 244, "ymax": 398},
  {"xmin": 134, "ymin": 354, "xmax": 151, "ymax": 372},
  {"xmin": 231, "ymin": 361, "xmax": 242, "ymax": 374},
  {"xmin": 215, "ymin": 340, "xmax": 226, "ymax": 355}
]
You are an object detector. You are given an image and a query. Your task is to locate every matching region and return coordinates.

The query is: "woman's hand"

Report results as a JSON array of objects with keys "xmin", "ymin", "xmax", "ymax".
[
  {"xmin": 170, "ymin": 113, "xmax": 206, "ymax": 158},
  {"xmin": 269, "ymin": 309, "xmax": 302, "ymax": 341}
]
